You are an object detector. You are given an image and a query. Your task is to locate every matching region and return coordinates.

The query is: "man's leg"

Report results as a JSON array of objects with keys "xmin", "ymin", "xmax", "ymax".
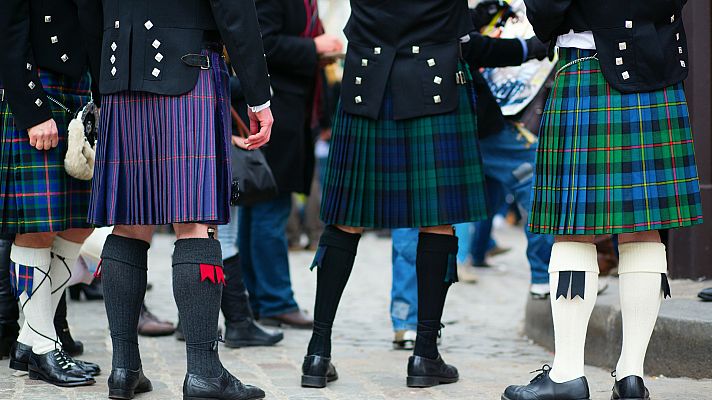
[
  {"xmin": 0, "ymin": 234, "xmax": 19, "ymax": 359},
  {"xmin": 391, "ymin": 229, "xmax": 419, "ymax": 350}
]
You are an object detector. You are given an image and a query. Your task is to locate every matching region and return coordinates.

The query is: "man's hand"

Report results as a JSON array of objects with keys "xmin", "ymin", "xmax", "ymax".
[
  {"xmin": 27, "ymin": 119, "xmax": 59, "ymax": 151},
  {"xmin": 245, "ymin": 107, "xmax": 273, "ymax": 150},
  {"xmin": 314, "ymin": 34, "xmax": 344, "ymax": 55}
]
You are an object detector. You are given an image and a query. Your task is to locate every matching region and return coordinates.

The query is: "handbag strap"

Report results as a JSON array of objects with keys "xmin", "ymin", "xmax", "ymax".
[{"xmin": 230, "ymin": 106, "xmax": 251, "ymax": 139}]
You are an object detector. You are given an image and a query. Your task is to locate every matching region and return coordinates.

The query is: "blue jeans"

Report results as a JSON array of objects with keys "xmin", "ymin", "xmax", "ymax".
[
  {"xmin": 391, "ymin": 229, "xmax": 419, "ymax": 331},
  {"xmin": 478, "ymin": 122, "xmax": 553, "ymax": 284},
  {"xmin": 218, "ymin": 207, "xmax": 240, "ymax": 260},
  {"xmin": 470, "ymin": 177, "xmax": 506, "ymax": 264},
  {"xmin": 238, "ymin": 194, "xmax": 299, "ymax": 317}
]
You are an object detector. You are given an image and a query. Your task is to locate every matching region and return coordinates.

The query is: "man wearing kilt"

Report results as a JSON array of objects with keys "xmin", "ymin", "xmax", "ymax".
[
  {"xmin": 84, "ymin": 0, "xmax": 274, "ymax": 398},
  {"xmin": 301, "ymin": 0, "xmax": 489, "ymax": 389},
  {"xmin": 0, "ymin": 0, "xmax": 103, "ymax": 387},
  {"xmin": 504, "ymin": 1, "xmax": 702, "ymax": 400}
]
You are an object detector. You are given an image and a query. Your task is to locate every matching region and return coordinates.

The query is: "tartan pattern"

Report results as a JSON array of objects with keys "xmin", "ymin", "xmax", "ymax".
[
  {"xmin": 320, "ymin": 63, "xmax": 487, "ymax": 228},
  {"xmin": 0, "ymin": 71, "xmax": 93, "ymax": 233},
  {"xmin": 88, "ymin": 50, "xmax": 231, "ymax": 226},
  {"xmin": 10, "ymin": 263, "xmax": 34, "ymax": 299},
  {"xmin": 529, "ymin": 48, "xmax": 703, "ymax": 235}
]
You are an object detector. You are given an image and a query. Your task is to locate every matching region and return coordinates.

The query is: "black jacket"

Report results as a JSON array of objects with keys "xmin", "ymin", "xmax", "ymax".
[
  {"xmin": 340, "ymin": 0, "xmax": 473, "ymax": 120},
  {"xmin": 85, "ymin": 0, "xmax": 271, "ymax": 107},
  {"xmin": 524, "ymin": 0, "xmax": 689, "ymax": 93},
  {"xmin": 255, "ymin": 0, "xmax": 319, "ymax": 194},
  {"xmin": 0, "ymin": 0, "xmax": 102, "ymax": 130}
]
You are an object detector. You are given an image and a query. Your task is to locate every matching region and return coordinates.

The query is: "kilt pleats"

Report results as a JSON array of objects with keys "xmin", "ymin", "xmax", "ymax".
[
  {"xmin": 529, "ymin": 48, "xmax": 703, "ymax": 235},
  {"xmin": 320, "ymin": 64, "xmax": 488, "ymax": 228},
  {"xmin": 88, "ymin": 50, "xmax": 231, "ymax": 226},
  {"xmin": 0, "ymin": 71, "xmax": 92, "ymax": 233}
]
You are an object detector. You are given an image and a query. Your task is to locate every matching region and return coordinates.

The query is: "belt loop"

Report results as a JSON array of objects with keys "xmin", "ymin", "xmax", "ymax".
[{"xmin": 0, "ymin": 89, "xmax": 4, "ymax": 102}]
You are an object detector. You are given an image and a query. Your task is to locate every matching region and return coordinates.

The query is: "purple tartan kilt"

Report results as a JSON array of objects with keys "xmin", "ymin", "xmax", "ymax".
[{"xmin": 88, "ymin": 50, "xmax": 232, "ymax": 226}]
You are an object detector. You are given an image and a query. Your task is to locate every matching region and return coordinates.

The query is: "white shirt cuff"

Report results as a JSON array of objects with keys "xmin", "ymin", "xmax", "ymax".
[{"xmin": 249, "ymin": 101, "xmax": 271, "ymax": 113}]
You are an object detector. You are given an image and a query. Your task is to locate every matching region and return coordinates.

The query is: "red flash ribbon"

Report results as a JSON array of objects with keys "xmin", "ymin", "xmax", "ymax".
[
  {"xmin": 215, "ymin": 266, "xmax": 225, "ymax": 285},
  {"xmin": 200, "ymin": 264, "xmax": 216, "ymax": 283},
  {"xmin": 94, "ymin": 260, "xmax": 103, "ymax": 279}
]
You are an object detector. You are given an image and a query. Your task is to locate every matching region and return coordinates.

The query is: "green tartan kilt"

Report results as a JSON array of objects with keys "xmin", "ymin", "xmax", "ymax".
[
  {"xmin": 320, "ymin": 65, "xmax": 488, "ymax": 229},
  {"xmin": 0, "ymin": 71, "xmax": 93, "ymax": 233},
  {"xmin": 529, "ymin": 48, "xmax": 703, "ymax": 235}
]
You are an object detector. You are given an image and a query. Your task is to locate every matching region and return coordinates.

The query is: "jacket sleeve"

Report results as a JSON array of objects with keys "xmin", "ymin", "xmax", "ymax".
[
  {"xmin": 463, "ymin": 33, "xmax": 525, "ymax": 69},
  {"xmin": 0, "ymin": 0, "xmax": 53, "ymax": 130},
  {"xmin": 523, "ymin": 0, "xmax": 573, "ymax": 42},
  {"xmin": 209, "ymin": 0, "xmax": 272, "ymax": 107},
  {"xmin": 74, "ymin": 0, "xmax": 104, "ymax": 106},
  {"xmin": 256, "ymin": 0, "xmax": 318, "ymax": 78}
]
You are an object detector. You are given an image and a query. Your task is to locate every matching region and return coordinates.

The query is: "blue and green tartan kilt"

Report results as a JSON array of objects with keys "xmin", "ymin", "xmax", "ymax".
[
  {"xmin": 0, "ymin": 70, "xmax": 93, "ymax": 234},
  {"xmin": 529, "ymin": 48, "xmax": 703, "ymax": 235},
  {"xmin": 320, "ymin": 65, "xmax": 488, "ymax": 228}
]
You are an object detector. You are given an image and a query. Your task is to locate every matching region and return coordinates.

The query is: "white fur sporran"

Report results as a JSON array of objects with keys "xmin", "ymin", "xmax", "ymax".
[{"xmin": 64, "ymin": 102, "xmax": 98, "ymax": 180}]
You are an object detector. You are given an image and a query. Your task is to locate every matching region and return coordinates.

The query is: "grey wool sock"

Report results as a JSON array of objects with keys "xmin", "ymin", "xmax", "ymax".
[
  {"xmin": 172, "ymin": 238, "xmax": 224, "ymax": 377},
  {"xmin": 101, "ymin": 234, "xmax": 150, "ymax": 370}
]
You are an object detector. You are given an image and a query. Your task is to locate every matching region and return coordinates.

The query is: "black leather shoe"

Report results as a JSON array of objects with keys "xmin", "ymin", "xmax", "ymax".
[
  {"xmin": 301, "ymin": 355, "xmax": 338, "ymax": 388},
  {"xmin": 28, "ymin": 349, "xmax": 95, "ymax": 387},
  {"xmin": 699, "ymin": 288, "xmax": 712, "ymax": 302},
  {"xmin": 9, "ymin": 341, "xmax": 100, "ymax": 376},
  {"xmin": 406, "ymin": 354, "xmax": 458, "ymax": 387},
  {"xmin": 502, "ymin": 365, "xmax": 590, "ymax": 400},
  {"xmin": 224, "ymin": 319, "xmax": 283, "ymax": 348},
  {"xmin": 611, "ymin": 375, "xmax": 650, "ymax": 400},
  {"xmin": 183, "ymin": 367, "xmax": 265, "ymax": 400},
  {"xmin": 108, "ymin": 367, "xmax": 153, "ymax": 399}
]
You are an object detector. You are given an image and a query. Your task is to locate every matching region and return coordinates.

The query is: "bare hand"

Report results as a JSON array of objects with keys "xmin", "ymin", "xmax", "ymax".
[
  {"xmin": 232, "ymin": 135, "xmax": 250, "ymax": 150},
  {"xmin": 28, "ymin": 119, "xmax": 59, "ymax": 151},
  {"xmin": 245, "ymin": 107, "xmax": 273, "ymax": 150},
  {"xmin": 314, "ymin": 34, "xmax": 344, "ymax": 55}
]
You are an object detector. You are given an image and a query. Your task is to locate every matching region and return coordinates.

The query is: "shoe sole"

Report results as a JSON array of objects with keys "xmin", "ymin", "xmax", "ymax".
[
  {"xmin": 224, "ymin": 338, "xmax": 283, "ymax": 348},
  {"xmin": 406, "ymin": 375, "xmax": 458, "ymax": 388},
  {"xmin": 301, "ymin": 373, "xmax": 339, "ymax": 388},
  {"xmin": 28, "ymin": 367, "xmax": 95, "ymax": 387},
  {"xmin": 501, "ymin": 396, "xmax": 590, "ymax": 400},
  {"xmin": 9, "ymin": 358, "xmax": 28, "ymax": 372},
  {"xmin": 109, "ymin": 381, "xmax": 153, "ymax": 399},
  {"xmin": 259, "ymin": 319, "xmax": 312, "ymax": 330},
  {"xmin": 184, "ymin": 394, "xmax": 264, "ymax": 400}
]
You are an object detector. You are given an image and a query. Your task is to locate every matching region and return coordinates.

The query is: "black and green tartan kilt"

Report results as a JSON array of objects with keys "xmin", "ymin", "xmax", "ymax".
[
  {"xmin": 320, "ymin": 65, "xmax": 488, "ymax": 229},
  {"xmin": 0, "ymin": 70, "xmax": 93, "ymax": 234},
  {"xmin": 529, "ymin": 48, "xmax": 703, "ymax": 235}
]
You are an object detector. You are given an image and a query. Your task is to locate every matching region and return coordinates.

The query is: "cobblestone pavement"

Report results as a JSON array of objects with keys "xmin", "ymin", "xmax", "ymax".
[{"xmin": 1, "ymin": 225, "xmax": 711, "ymax": 400}]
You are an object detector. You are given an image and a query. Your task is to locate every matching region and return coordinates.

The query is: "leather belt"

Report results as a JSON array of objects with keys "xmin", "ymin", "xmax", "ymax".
[{"xmin": 181, "ymin": 54, "xmax": 211, "ymax": 70}]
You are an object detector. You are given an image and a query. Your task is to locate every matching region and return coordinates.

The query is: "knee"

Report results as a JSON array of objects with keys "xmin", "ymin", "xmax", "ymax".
[
  {"xmin": 113, "ymin": 225, "xmax": 155, "ymax": 243},
  {"xmin": 58, "ymin": 228, "xmax": 95, "ymax": 244},
  {"xmin": 419, "ymin": 225, "xmax": 454, "ymax": 235},
  {"xmin": 554, "ymin": 235, "xmax": 595, "ymax": 244},
  {"xmin": 173, "ymin": 223, "xmax": 214, "ymax": 240},
  {"xmin": 619, "ymin": 230, "xmax": 660, "ymax": 245},
  {"xmin": 14, "ymin": 232, "xmax": 57, "ymax": 248},
  {"xmin": 333, "ymin": 225, "xmax": 364, "ymax": 235}
]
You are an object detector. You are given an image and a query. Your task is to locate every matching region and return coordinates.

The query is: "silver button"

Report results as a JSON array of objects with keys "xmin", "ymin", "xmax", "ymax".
[
  {"xmin": 28, "ymin": 81, "xmax": 35, "ymax": 90},
  {"xmin": 115, "ymin": 20, "xmax": 120, "ymax": 29},
  {"xmin": 679, "ymin": 47, "xmax": 683, "ymax": 54},
  {"xmin": 433, "ymin": 95, "xmax": 441, "ymax": 104},
  {"xmin": 355, "ymin": 77, "xmax": 362, "ymax": 85},
  {"xmin": 616, "ymin": 57, "xmax": 623, "ymax": 66},
  {"xmin": 676, "ymin": 33, "xmax": 680, "ymax": 41},
  {"xmin": 155, "ymin": 53, "xmax": 164, "ymax": 62},
  {"xmin": 111, "ymin": 66, "xmax": 117, "ymax": 76},
  {"xmin": 110, "ymin": 55, "xmax": 116, "ymax": 64},
  {"xmin": 354, "ymin": 96, "xmax": 362, "ymax": 104},
  {"xmin": 412, "ymin": 46, "xmax": 420, "ymax": 54},
  {"xmin": 35, "ymin": 98, "xmax": 43, "ymax": 107},
  {"xmin": 111, "ymin": 42, "xmax": 117, "ymax": 51},
  {"xmin": 619, "ymin": 42, "xmax": 627, "ymax": 51},
  {"xmin": 26, "ymin": 63, "xmax": 32, "ymax": 70},
  {"xmin": 681, "ymin": 60, "xmax": 686, "ymax": 68},
  {"xmin": 44, "ymin": 16, "xmax": 52, "ymax": 23},
  {"xmin": 144, "ymin": 20, "xmax": 154, "ymax": 30},
  {"xmin": 152, "ymin": 40, "xmax": 161, "ymax": 49},
  {"xmin": 51, "ymin": 36, "xmax": 58, "ymax": 44},
  {"xmin": 60, "ymin": 54, "xmax": 68, "ymax": 62},
  {"xmin": 433, "ymin": 76, "xmax": 442, "ymax": 84},
  {"xmin": 374, "ymin": 47, "xmax": 381, "ymax": 55},
  {"xmin": 361, "ymin": 59, "xmax": 368, "ymax": 67},
  {"xmin": 625, "ymin": 21, "xmax": 633, "ymax": 29},
  {"xmin": 427, "ymin": 58, "xmax": 436, "ymax": 67},
  {"xmin": 622, "ymin": 71, "xmax": 630, "ymax": 80},
  {"xmin": 152, "ymin": 68, "xmax": 161, "ymax": 77},
  {"xmin": 671, "ymin": 15, "xmax": 675, "ymax": 23}
]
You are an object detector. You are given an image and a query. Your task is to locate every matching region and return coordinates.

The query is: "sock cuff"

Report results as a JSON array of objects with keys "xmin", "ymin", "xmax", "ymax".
[
  {"xmin": 51, "ymin": 236, "xmax": 83, "ymax": 259},
  {"xmin": 10, "ymin": 245, "xmax": 51, "ymax": 267},
  {"xmin": 173, "ymin": 238, "xmax": 223, "ymax": 267},
  {"xmin": 417, "ymin": 232, "xmax": 458, "ymax": 254},
  {"xmin": 548, "ymin": 242, "xmax": 599, "ymax": 273},
  {"xmin": 101, "ymin": 234, "xmax": 150, "ymax": 268},
  {"xmin": 618, "ymin": 242, "xmax": 667, "ymax": 274},
  {"xmin": 319, "ymin": 225, "xmax": 361, "ymax": 254}
]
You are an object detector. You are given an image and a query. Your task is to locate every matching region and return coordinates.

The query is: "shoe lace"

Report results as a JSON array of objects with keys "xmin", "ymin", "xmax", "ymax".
[
  {"xmin": 529, "ymin": 364, "xmax": 552, "ymax": 383},
  {"xmin": 611, "ymin": 370, "xmax": 617, "ymax": 378},
  {"xmin": 438, "ymin": 323, "xmax": 445, "ymax": 339},
  {"xmin": 54, "ymin": 349, "xmax": 78, "ymax": 370}
]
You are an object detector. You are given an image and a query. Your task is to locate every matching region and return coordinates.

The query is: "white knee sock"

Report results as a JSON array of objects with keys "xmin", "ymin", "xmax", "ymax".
[
  {"xmin": 615, "ymin": 242, "xmax": 666, "ymax": 380},
  {"xmin": 548, "ymin": 242, "xmax": 599, "ymax": 383},
  {"xmin": 11, "ymin": 245, "xmax": 57, "ymax": 354},
  {"xmin": 50, "ymin": 237, "xmax": 83, "ymax": 313}
]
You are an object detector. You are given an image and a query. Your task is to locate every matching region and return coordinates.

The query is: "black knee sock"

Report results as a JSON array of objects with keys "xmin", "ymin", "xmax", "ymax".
[
  {"xmin": 173, "ymin": 238, "xmax": 224, "ymax": 377},
  {"xmin": 220, "ymin": 254, "xmax": 252, "ymax": 322},
  {"xmin": 413, "ymin": 232, "xmax": 458, "ymax": 360},
  {"xmin": 306, "ymin": 225, "xmax": 361, "ymax": 358},
  {"xmin": 101, "ymin": 234, "xmax": 150, "ymax": 370}
]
